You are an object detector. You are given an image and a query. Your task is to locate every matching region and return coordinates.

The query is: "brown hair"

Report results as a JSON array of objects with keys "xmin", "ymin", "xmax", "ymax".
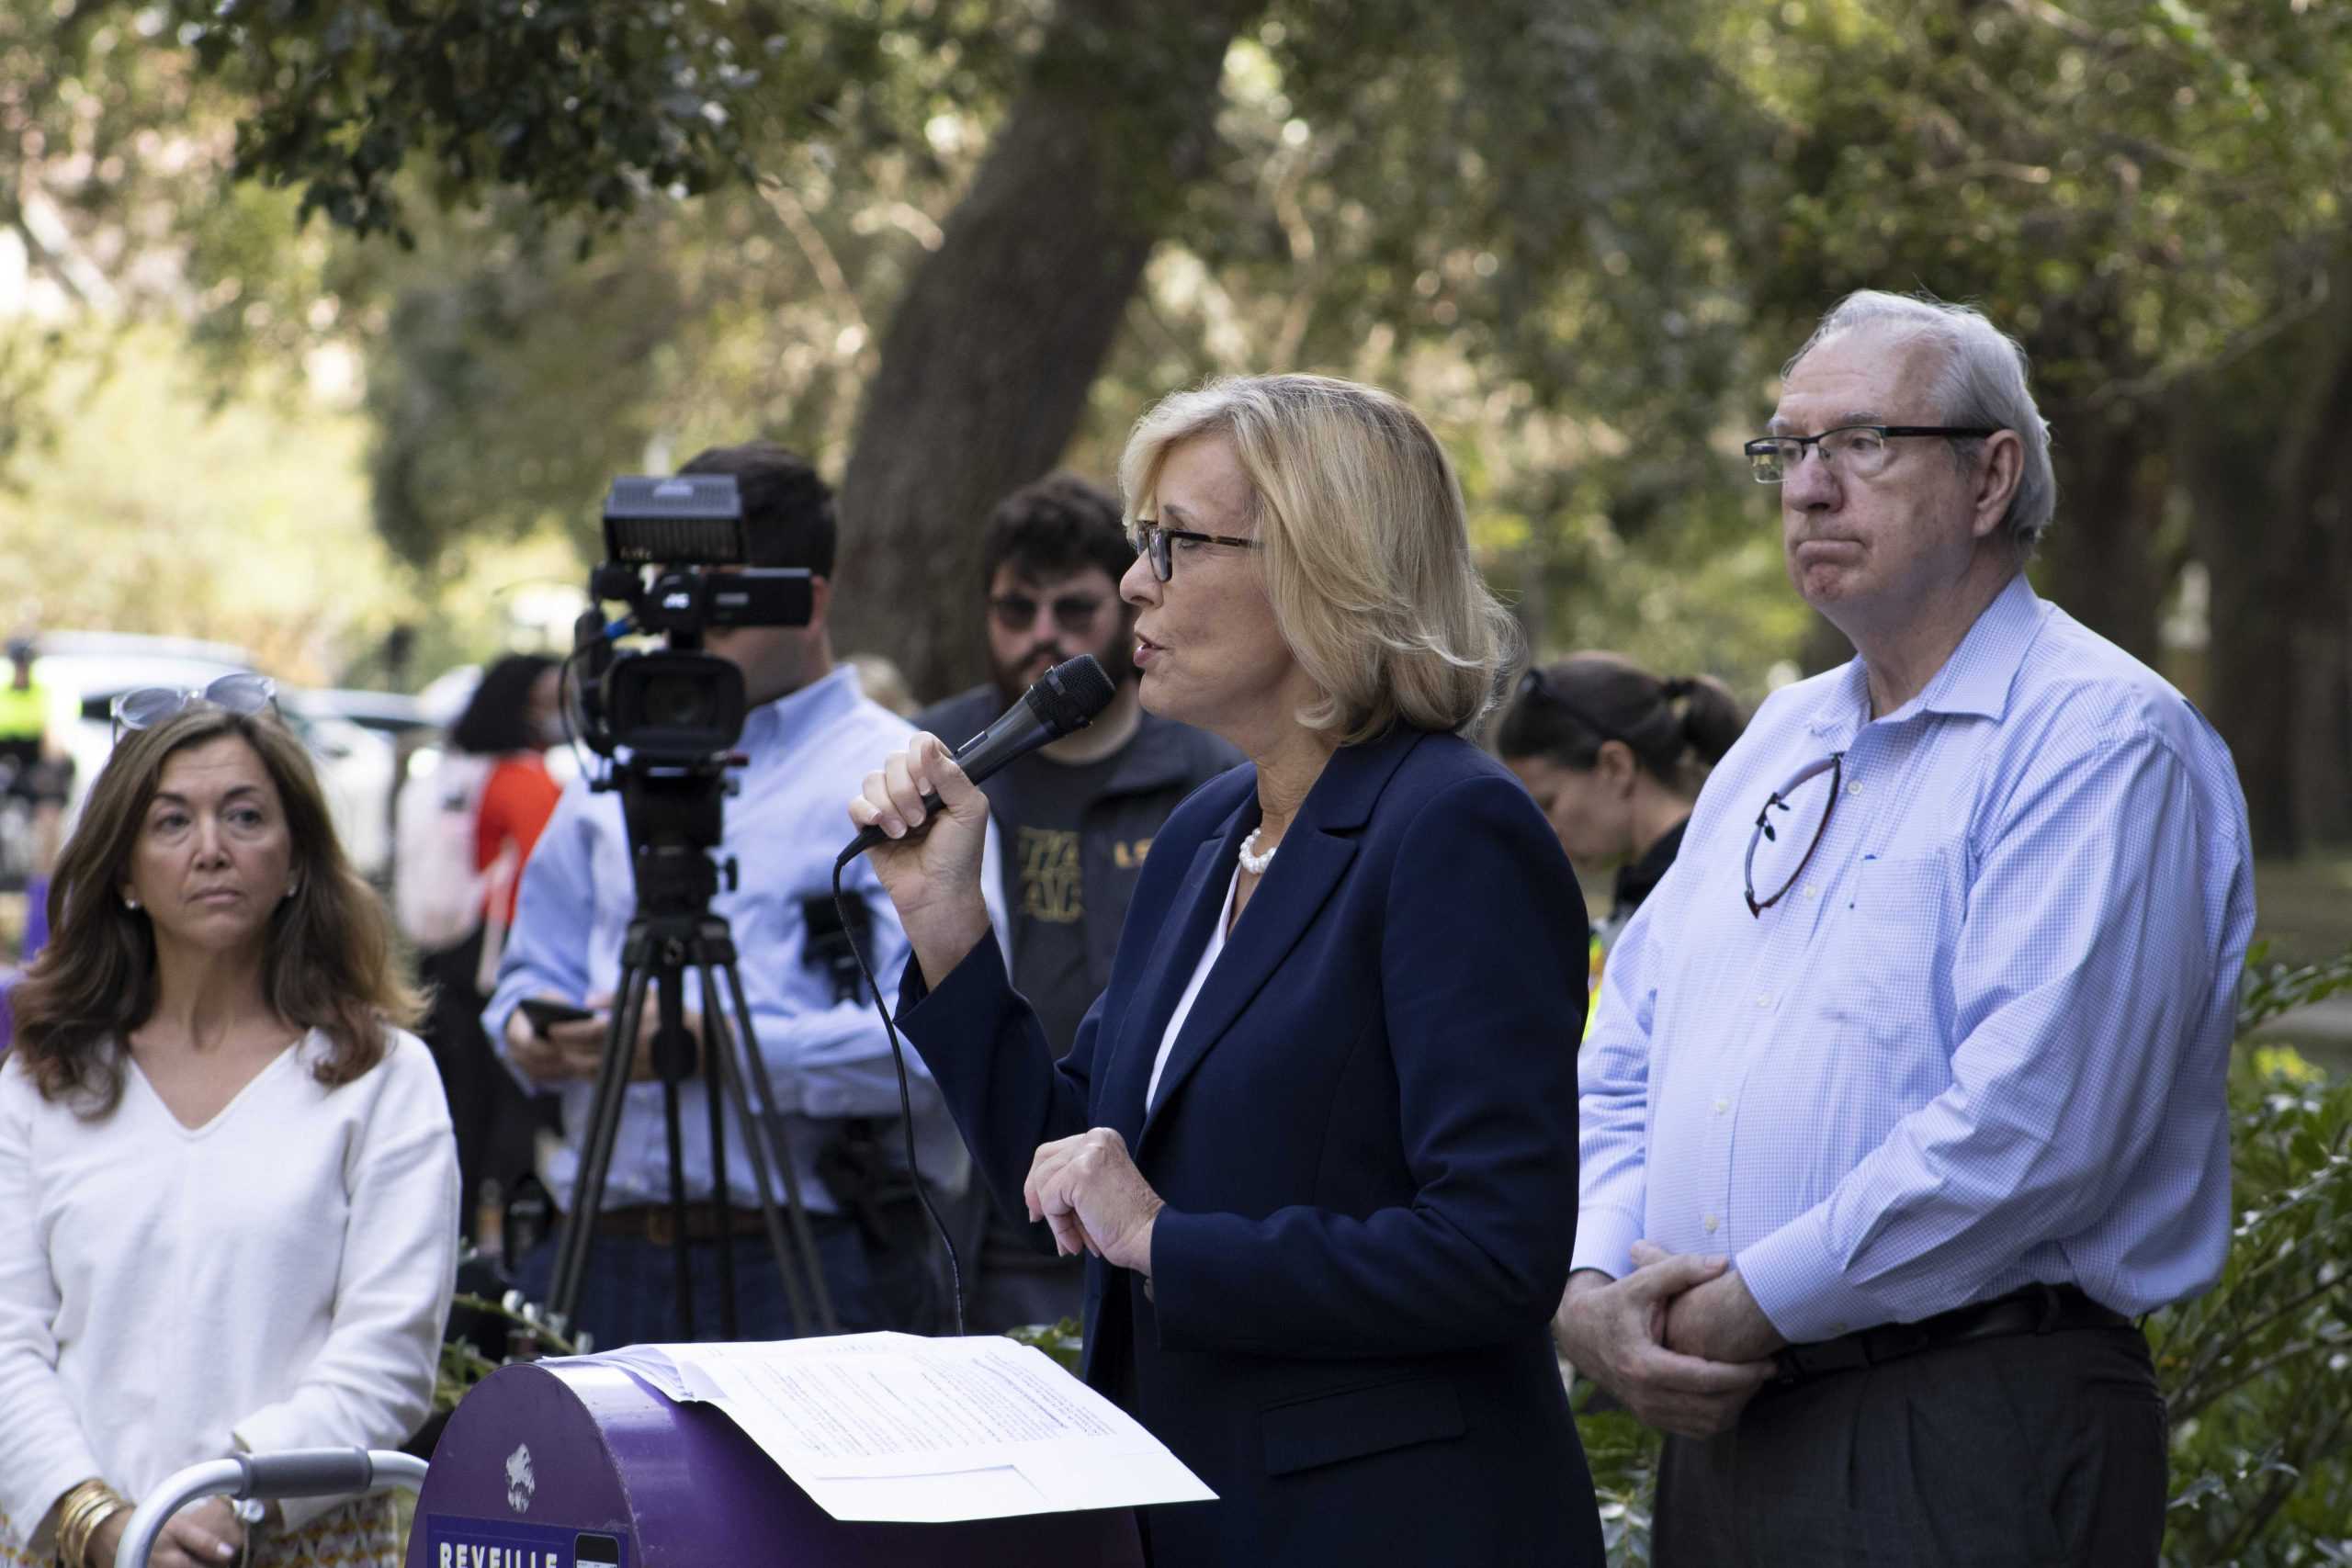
[{"xmin": 10, "ymin": 705, "xmax": 424, "ymax": 1114}]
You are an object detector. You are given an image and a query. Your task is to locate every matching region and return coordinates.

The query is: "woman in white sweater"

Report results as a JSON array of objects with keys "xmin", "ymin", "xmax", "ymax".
[{"xmin": 1, "ymin": 693, "xmax": 458, "ymax": 1568}]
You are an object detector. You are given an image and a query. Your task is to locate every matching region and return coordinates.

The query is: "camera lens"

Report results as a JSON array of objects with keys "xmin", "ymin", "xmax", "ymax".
[
  {"xmin": 642, "ymin": 672, "xmax": 713, "ymax": 729},
  {"xmin": 605, "ymin": 650, "xmax": 746, "ymax": 759}
]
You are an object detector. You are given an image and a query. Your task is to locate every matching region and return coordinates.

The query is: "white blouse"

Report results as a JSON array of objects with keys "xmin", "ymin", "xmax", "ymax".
[
  {"xmin": 1146, "ymin": 868, "xmax": 1242, "ymax": 1111},
  {"xmin": 0, "ymin": 1029, "xmax": 458, "ymax": 1550}
]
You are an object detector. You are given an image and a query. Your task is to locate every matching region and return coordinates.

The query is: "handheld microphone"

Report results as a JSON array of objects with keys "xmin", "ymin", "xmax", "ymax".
[{"xmin": 838, "ymin": 654, "xmax": 1117, "ymax": 865}]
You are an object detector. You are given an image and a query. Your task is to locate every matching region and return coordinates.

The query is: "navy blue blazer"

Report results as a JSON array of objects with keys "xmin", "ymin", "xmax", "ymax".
[{"xmin": 899, "ymin": 724, "xmax": 1601, "ymax": 1567}]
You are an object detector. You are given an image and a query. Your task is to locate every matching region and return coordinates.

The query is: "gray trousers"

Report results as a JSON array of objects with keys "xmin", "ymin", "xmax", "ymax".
[{"xmin": 1656, "ymin": 1325, "xmax": 2167, "ymax": 1567}]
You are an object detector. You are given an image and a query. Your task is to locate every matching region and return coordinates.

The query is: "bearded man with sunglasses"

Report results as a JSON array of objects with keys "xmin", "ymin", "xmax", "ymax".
[
  {"xmin": 916, "ymin": 472, "xmax": 1239, "ymax": 1332},
  {"xmin": 1555, "ymin": 292, "xmax": 2254, "ymax": 1567}
]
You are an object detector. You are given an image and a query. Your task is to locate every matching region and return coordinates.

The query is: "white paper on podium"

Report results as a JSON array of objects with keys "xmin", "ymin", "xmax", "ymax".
[{"xmin": 554, "ymin": 1332, "xmax": 1216, "ymax": 1523}]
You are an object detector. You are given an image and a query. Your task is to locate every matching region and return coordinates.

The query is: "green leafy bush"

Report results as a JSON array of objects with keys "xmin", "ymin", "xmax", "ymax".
[
  {"xmin": 434, "ymin": 1291, "xmax": 581, "ymax": 1414},
  {"xmin": 1003, "ymin": 1316, "xmax": 1087, "ymax": 1377},
  {"xmin": 2155, "ymin": 947, "xmax": 2352, "ymax": 1565}
]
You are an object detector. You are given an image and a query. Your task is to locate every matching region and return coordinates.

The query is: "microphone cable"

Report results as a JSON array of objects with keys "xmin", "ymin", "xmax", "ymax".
[
  {"xmin": 820, "ymin": 655, "xmax": 1114, "ymax": 1337},
  {"xmin": 831, "ymin": 852, "xmax": 966, "ymax": 1337}
]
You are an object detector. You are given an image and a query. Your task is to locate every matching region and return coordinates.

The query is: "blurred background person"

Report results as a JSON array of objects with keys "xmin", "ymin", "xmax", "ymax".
[
  {"xmin": 401, "ymin": 652, "xmax": 564, "ymax": 1248},
  {"xmin": 853, "ymin": 374, "xmax": 1601, "ymax": 1566},
  {"xmin": 0, "ymin": 694, "xmax": 458, "ymax": 1568},
  {"xmin": 844, "ymin": 652, "xmax": 918, "ymax": 718},
  {"xmin": 1, "ymin": 637, "xmax": 74, "ymax": 964},
  {"xmin": 915, "ymin": 472, "xmax": 1239, "ymax": 1333},
  {"xmin": 1493, "ymin": 655, "xmax": 1746, "ymax": 1034}
]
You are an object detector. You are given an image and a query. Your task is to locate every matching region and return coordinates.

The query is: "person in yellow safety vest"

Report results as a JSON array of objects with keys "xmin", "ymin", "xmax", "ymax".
[
  {"xmin": 2, "ymin": 638, "xmax": 74, "ymax": 958},
  {"xmin": 0, "ymin": 642, "xmax": 46, "ymax": 763},
  {"xmin": 1493, "ymin": 655, "xmax": 1748, "ymax": 1041}
]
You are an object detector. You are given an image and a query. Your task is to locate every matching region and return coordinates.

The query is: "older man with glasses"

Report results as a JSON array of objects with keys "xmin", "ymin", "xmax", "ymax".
[
  {"xmin": 1554, "ymin": 290, "xmax": 2254, "ymax": 1567},
  {"xmin": 914, "ymin": 471, "xmax": 1239, "ymax": 1333}
]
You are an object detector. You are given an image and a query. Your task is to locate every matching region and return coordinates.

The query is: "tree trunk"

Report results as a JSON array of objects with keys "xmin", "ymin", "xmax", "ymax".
[
  {"xmin": 831, "ymin": 0, "xmax": 1265, "ymax": 703},
  {"xmin": 2032, "ymin": 403, "xmax": 2165, "ymax": 666},
  {"xmin": 2183, "ymin": 257, "xmax": 2352, "ymax": 857}
]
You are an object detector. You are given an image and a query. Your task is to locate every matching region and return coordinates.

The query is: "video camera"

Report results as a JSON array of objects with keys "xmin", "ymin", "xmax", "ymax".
[{"xmin": 571, "ymin": 474, "xmax": 813, "ymax": 764}]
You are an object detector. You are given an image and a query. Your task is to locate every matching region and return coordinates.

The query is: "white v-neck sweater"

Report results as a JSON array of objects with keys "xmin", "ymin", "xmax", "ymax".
[{"xmin": 0, "ymin": 1029, "xmax": 458, "ymax": 1551}]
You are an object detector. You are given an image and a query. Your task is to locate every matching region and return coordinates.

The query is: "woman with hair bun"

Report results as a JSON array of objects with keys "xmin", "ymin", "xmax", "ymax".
[{"xmin": 1494, "ymin": 654, "xmax": 1747, "ymax": 964}]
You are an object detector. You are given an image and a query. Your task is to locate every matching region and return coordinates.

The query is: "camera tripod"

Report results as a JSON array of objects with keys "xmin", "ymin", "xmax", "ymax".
[{"xmin": 543, "ymin": 769, "xmax": 839, "ymax": 1343}]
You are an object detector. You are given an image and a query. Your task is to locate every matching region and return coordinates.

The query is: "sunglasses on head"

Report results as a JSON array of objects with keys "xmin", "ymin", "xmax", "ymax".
[
  {"xmin": 989, "ymin": 592, "xmax": 1109, "ymax": 635},
  {"xmin": 109, "ymin": 673, "xmax": 278, "ymax": 742},
  {"xmin": 1515, "ymin": 665, "xmax": 1628, "ymax": 749}
]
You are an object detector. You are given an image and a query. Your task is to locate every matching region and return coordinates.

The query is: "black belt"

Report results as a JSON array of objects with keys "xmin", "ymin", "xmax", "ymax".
[
  {"xmin": 588, "ymin": 1202, "xmax": 842, "ymax": 1247},
  {"xmin": 1772, "ymin": 1283, "xmax": 2133, "ymax": 1385}
]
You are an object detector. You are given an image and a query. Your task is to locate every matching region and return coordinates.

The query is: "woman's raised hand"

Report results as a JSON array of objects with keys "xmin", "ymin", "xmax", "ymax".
[{"xmin": 848, "ymin": 732, "xmax": 994, "ymax": 980}]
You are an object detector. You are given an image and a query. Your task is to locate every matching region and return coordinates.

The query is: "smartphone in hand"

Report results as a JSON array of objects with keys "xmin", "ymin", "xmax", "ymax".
[{"xmin": 518, "ymin": 998, "xmax": 597, "ymax": 1039}]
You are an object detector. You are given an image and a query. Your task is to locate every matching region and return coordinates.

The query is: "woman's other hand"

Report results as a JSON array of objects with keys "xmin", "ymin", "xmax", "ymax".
[
  {"xmin": 91, "ymin": 1495, "xmax": 247, "ymax": 1568},
  {"xmin": 847, "ymin": 732, "xmax": 993, "ymax": 979},
  {"xmin": 1024, "ymin": 1128, "xmax": 1166, "ymax": 1275}
]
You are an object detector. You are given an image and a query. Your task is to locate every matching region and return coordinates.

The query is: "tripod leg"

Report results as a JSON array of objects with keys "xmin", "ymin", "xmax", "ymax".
[
  {"xmin": 548, "ymin": 958, "xmax": 653, "ymax": 1336},
  {"xmin": 696, "ymin": 962, "xmax": 815, "ymax": 1337},
  {"xmin": 717, "ymin": 960, "xmax": 841, "ymax": 1334},
  {"xmin": 655, "ymin": 968, "xmax": 696, "ymax": 1341},
  {"xmin": 699, "ymin": 966, "xmax": 737, "ymax": 1340}
]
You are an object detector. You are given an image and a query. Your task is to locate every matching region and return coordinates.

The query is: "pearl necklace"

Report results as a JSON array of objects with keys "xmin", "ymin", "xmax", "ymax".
[{"xmin": 1238, "ymin": 827, "xmax": 1279, "ymax": 875}]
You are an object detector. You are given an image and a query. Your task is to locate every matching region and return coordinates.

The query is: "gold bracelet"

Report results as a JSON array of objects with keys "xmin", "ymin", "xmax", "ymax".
[
  {"xmin": 51, "ymin": 1479, "xmax": 108, "ymax": 1533},
  {"xmin": 84, "ymin": 1496, "xmax": 130, "ymax": 1568},
  {"xmin": 51, "ymin": 1482, "xmax": 107, "ymax": 1565},
  {"xmin": 55, "ymin": 1494, "xmax": 105, "ymax": 1568},
  {"xmin": 54, "ymin": 1481, "xmax": 128, "ymax": 1568}
]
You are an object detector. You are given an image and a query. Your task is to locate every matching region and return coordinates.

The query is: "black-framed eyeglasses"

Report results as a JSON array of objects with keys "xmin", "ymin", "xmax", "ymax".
[
  {"xmin": 1128, "ymin": 518, "xmax": 1261, "ymax": 582},
  {"xmin": 1743, "ymin": 425, "xmax": 1998, "ymax": 484},
  {"xmin": 988, "ymin": 592, "xmax": 1108, "ymax": 635},
  {"xmin": 109, "ymin": 673, "xmax": 278, "ymax": 742},
  {"xmin": 1743, "ymin": 750, "xmax": 1843, "ymax": 917}
]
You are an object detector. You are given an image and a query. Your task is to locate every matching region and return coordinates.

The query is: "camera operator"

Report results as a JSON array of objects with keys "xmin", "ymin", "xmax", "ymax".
[{"xmin": 483, "ymin": 441, "xmax": 1005, "ymax": 1346}]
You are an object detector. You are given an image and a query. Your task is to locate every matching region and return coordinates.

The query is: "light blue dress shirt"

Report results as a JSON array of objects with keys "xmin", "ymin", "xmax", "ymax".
[
  {"xmin": 1573, "ymin": 574, "xmax": 2256, "ymax": 1343},
  {"xmin": 484, "ymin": 664, "xmax": 1005, "ymax": 1213}
]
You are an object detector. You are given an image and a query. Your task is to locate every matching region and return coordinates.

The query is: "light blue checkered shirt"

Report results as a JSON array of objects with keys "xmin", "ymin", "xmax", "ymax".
[{"xmin": 1573, "ymin": 574, "xmax": 2256, "ymax": 1342}]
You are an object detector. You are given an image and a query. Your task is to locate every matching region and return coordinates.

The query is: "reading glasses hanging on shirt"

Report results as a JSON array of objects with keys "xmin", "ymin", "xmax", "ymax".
[{"xmin": 1743, "ymin": 751, "xmax": 1845, "ymax": 917}]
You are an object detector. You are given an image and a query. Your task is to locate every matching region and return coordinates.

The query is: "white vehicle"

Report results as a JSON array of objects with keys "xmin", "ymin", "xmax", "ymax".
[{"xmin": 26, "ymin": 633, "xmax": 401, "ymax": 881}]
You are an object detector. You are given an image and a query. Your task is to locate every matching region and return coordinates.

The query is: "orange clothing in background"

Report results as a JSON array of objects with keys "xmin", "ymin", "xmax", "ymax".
[{"xmin": 475, "ymin": 754, "xmax": 560, "ymax": 927}]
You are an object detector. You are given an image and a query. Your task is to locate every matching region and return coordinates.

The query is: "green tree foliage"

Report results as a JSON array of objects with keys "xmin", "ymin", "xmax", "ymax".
[
  {"xmin": 12, "ymin": 0, "xmax": 2352, "ymax": 800},
  {"xmin": 167, "ymin": 0, "xmax": 805, "ymax": 240},
  {"xmin": 1715, "ymin": 0, "xmax": 2352, "ymax": 845},
  {"xmin": 0, "ymin": 326, "xmax": 405, "ymax": 676}
]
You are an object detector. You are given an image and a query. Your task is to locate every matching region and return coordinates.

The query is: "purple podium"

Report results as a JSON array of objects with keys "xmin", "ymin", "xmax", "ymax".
[{"xmin": 409, "ymin": 1361, "xmax": 1145, "ymax": 1568}]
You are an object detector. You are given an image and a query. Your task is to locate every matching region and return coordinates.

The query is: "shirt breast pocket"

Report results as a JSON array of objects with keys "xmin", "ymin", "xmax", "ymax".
[{"xmin": 1829, "ymin": 850, "xmax": 1961, "ymax": 1067}]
